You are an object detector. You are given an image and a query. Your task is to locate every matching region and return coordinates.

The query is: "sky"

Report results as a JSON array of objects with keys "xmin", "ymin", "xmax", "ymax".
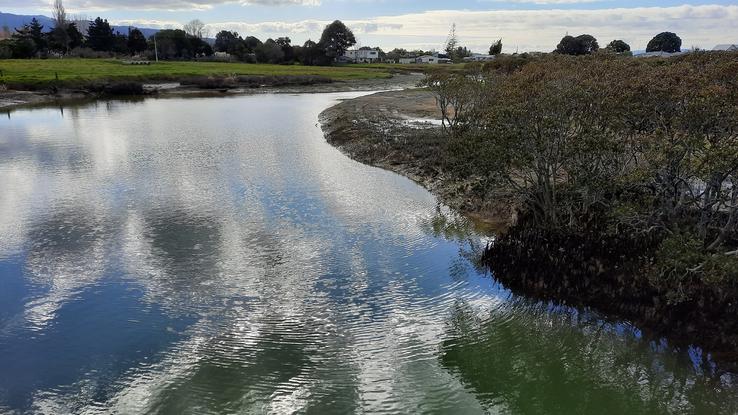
[{"xmin": 1, "ymin": 0, "xmax": 737, "ymax": 53}]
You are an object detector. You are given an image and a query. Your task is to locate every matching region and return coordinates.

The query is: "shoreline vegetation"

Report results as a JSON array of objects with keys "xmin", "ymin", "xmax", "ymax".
[{"xmin": 321, "ymin": 52, "xmax": 738, "ymax": 366}]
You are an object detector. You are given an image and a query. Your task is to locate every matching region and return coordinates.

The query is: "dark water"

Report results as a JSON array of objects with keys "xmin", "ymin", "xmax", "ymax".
[{"xmin": 1, "ymin": 93, "xmax": 737, "ymax": 414}]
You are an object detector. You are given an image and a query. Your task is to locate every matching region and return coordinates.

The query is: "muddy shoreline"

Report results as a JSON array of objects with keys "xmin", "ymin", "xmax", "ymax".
[
  {"xmin": 319, "ymin": 89, "xmax": 738, "ymax": 370},
  {"xmin": 0, "ymin": 73, "xmax": 424, "ymax": 112},
  {"xmin": 319, "ymin": 88, "xmax": 516, "ymax": 231}
]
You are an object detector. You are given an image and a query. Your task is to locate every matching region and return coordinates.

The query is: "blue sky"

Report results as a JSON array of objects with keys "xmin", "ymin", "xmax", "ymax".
[{"xmin": 2, "ymin": 0, "xmax": 737, "ymax": 52}]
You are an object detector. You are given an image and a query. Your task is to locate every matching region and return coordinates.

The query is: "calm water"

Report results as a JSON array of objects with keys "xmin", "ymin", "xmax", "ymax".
[{"xmin": 1, "ymin": 92, "xmax": 737, "ymax": 414}]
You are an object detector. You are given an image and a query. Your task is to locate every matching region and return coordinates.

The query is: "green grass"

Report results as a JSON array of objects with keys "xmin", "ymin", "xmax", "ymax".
[{"xmin": 0, "ymin": 58, "xmax": 394, "ymax": 89}]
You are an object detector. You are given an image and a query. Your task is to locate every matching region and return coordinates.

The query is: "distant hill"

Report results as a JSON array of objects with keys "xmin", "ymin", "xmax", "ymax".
[
  {"xmin": 0, "ymin": 12, "xmax": 159, "ymax": 38},
  {"xmin": 0, "ymin": 12, "xmax": 54, "ymax": 31}
]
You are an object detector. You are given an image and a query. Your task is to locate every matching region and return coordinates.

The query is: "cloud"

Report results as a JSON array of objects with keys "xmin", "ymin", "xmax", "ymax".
[
  {"xmin": 241, "ymin": 0, "xmax": 319, "ymax": 4},
  {"xmin": 199, "ymin": 5, "xmax": 738, "ymax": 52},
  {"xmin": 43, "ymin": 0, "xmax": 320, "ymax": 12},
  {"xmin": 485, "ymin": 0, "xmax": 604, "ymax": 4}
]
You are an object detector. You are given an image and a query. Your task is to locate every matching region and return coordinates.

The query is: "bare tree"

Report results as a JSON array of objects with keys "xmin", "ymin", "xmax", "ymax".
[
  {"xmin": 183, "ymin": 19, "xmax": 206, "ymax": 38},
  {"xmin": 52, "ymin": 0, "xmax": 67, "ymax": 28}
]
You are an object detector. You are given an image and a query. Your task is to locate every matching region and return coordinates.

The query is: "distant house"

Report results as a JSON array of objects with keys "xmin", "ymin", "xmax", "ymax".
[
  {"xmin": 398, "ymin": 56, "xmax": 417, "ymax": 64},
  {"xmin": 713, "ymin": 44, "xmax": 738, "ymax": 52},
  {"xmin": 343, "ymin": 48, "xmax": 380, "ymax": 63},
  {"xmin": 415, "ymin": 54, "xmax": 452, "ymax": 64},
  {"xmin": 635, "ymin": 51, "xmax": 688, "ymax": 58},
  {"xmin": 417, "ymin": 55, "xmax": 438, "ymax": 64},
  {"xmin": 213, "ymin": 51, "xmax": 231, "ymax": 61},
  {"xmin": 463, "ymin": 53, "xmax": 496, "ymax": 62}
]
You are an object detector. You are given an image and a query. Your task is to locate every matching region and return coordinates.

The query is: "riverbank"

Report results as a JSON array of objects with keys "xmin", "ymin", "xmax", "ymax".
[
  {"xmin": 319, "ymin": 89, "xmax": 517, "ymax": 231},
  {"xmin": 0, "ymin": 73, "xmax": 424, "ymax": 111},
  {"xmin": 320, "ymin": 85, "xmax": 738, "ymax": 362}
]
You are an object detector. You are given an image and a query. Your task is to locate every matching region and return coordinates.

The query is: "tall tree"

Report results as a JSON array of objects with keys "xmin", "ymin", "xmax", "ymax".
[
  {"xmin": 646, "ymin": 32, "xmax": 682, "ymax": 53},
  {"xmin": 214, "ymin": 30, "xmax": 241, "ymax": 53},
  {"xmin": 255, "ymin": 38, "xmax": 284, "ymax": 64},
  {"xmin": 318, "ymin": 20, "xmax": 356, "ymax": 60},
  {"xmin": 127, "ymin": 27, "xmax": 147, "ymax": 54},
  {"xmin": 87, "ymin": 17, "xmax": 115, "ymax": 51},
  {"xmin": 66, "ymin": 23, "xmax": 84, "ymax": 49},
  {"xmin": 50, "ymin": 0, "xmax": 70, "ymax": 53},
  {"xmin": 489, "ymin": 39, "xmax": 502, "ymax": 55},
  {"xmin": 444, "ymin": 23, "xmax": 458, "ymax": 56},
  {"xmin": 243, "ymin": 36, "xmax": 262, "ymax": 53},
  {"xmin": 28, "ymin": 18, "xmax": 46, "ymax": 51},
  {"xmin": 275, "ymin": 37, "xmax": 294, "ymax": 62},
  {"xmin": 52, "ymin": 0, "xmax": 67, "ymax": 28},
  {"xmin": 49, "ymin": 26, "xmax": 70, "ymax": 53},
  {"xmin": 298, "ymin": 39, "xmax": 329, "ymax": 66}
]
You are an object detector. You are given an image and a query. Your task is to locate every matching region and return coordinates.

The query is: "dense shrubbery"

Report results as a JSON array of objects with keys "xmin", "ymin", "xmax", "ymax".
[{"xmin": 425, "ymin": 53, "xmax": 738, "ymax": 306}]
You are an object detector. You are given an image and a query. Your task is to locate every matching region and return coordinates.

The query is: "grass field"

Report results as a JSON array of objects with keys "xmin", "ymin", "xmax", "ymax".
[{"xmin": 0, "ymin": 59, "xmax": 403, "ymax": 89}]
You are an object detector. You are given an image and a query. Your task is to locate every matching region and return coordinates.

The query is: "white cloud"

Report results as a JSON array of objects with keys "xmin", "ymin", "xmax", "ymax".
[
  {"xmin": 202, "ymin": 5, "xmax": 738, "ymax": 52},
  {"xmin": 47, "ymin": 0, "xmax": 320, "ymax": 12},
  {"xmin": 485, "ymin": 0, "xmax": 603, "ymax": 4}
]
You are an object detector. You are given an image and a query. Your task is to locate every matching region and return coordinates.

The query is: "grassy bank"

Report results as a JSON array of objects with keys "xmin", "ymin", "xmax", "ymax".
[{"xmin": 0, "ymin": 58, "xmax": 395, "ymax": 89}]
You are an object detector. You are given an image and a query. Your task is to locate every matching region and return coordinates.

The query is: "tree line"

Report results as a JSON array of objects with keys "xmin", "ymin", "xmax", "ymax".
[
  {"xmin": 554, "ymin": 31, "xmax": 683, "ymax": 55},
  {"xmin": 210, "ymin": 20, "xmax": 357, "ymax": 65},
  {"xmin": 0, "ymin": 1, "xmax": 359, "ymax": 66}
]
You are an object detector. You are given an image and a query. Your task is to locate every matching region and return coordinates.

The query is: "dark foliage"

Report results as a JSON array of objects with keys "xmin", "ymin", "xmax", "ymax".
[{"xmin": 646, "ymin": 32, "xmax": 682, "ymax": 53}]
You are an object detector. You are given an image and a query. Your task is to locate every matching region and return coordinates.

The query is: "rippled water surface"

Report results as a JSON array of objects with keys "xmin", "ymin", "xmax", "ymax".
[{"xmin": 2, "ymin": 92, "xmax": 738, "ymax": 414}]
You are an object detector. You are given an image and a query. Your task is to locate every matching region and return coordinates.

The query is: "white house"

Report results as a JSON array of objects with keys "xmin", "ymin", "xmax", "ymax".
[
  {"xmin": 713, "ymin": 44, "xmax": 738, "ymax": 52},
  {"xmin": 343, "ymin": 49, "xmax": 380, "ymax": 63},
  {"xmin": 415, "ymin": 54, "xmax": 452, "ymax": 64},
  {"xmin": 417, "ymin": 55, "xmax": 438, "ymax": 64},
  {"xmin": 399, "ymin": 57, "xmax": 417, "ymax": 64}
]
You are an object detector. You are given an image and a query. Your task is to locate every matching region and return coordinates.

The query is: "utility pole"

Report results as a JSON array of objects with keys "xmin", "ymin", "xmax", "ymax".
[{"xmin": 154, "ymin": 35, "xmax": 159, "ymax": 62}]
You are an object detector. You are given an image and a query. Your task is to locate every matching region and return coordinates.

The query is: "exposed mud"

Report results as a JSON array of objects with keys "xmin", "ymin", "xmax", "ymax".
[{"xmin": 320, "ymin": 89, "xmax": 516, "ymax": 231}]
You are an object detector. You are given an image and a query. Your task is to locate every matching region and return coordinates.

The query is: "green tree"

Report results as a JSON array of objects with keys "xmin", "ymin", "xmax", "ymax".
[
  {"xmin": 243, "ymin": 36, "xmax": 262, "ymax": 53},
  {"xmin": 555, "ymin": 34, "xmax": 598, "ymax": 55},
  {"xmin": 66, "ymin": 23, "xmax": 84, "ymax": 49},
  {"xmin": 11, "ymin": 18, "xmax": 45, "ymax": 56},
  {"xmin": 606, "ymin": 39, "xmax": 630, "ymax": 53},
  {"xmin": 154, "ymin": 29, "xmax": 212, "ymax": 59},
  {"xmin": 444, "ymin": 23, "xmax": 458, "ymax": 56},
  {"xmin": 48, "ymin": 26, "xmax": 71, "ymax": 53},
  {"xmin": 555, "ymin": 35, "xmax": 583, "ymax": 55},
  {"xmin": 386, "ymin": 48, "xmax": 408, "ymax": 62},
  {"xmin": 127, "ymin": 28, "xmax": 147, "ymax": 54},
  {"xmin": 214, "ymin": 30, "xmax": 250, "ymax": 60},
  {"xmin": 489, "ymin": 39, "xmax": 502, "ymax": 55},
  {"xmin": 255, "ymin": 38, "xmax": 284, "ymax": 64},
  {"xmin": 575, "ymin": 34, "xmax": 598, "ymax": 53},
  {"xmin": 298, "ymin": 39, "xmax": 329, "ymax": 66},
  {"xmin": 646, "ymin": 32, "xmax": 682, "ymax": 53},
  {"xmin": 318, "ymin": 20, "xmax": 356, "ymax": 60},
  {"xmin": 275, "ymin": 37, "xmax": 294, "ymax": 63},
  {"xmin": 87, "ymin": 17, "xmax": 114, "ymax": 51}
]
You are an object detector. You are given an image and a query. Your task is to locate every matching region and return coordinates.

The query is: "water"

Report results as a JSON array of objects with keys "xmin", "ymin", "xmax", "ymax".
[{"xmin": 1, "ymin": 92, "xmax": 737, "ymax": 414}]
